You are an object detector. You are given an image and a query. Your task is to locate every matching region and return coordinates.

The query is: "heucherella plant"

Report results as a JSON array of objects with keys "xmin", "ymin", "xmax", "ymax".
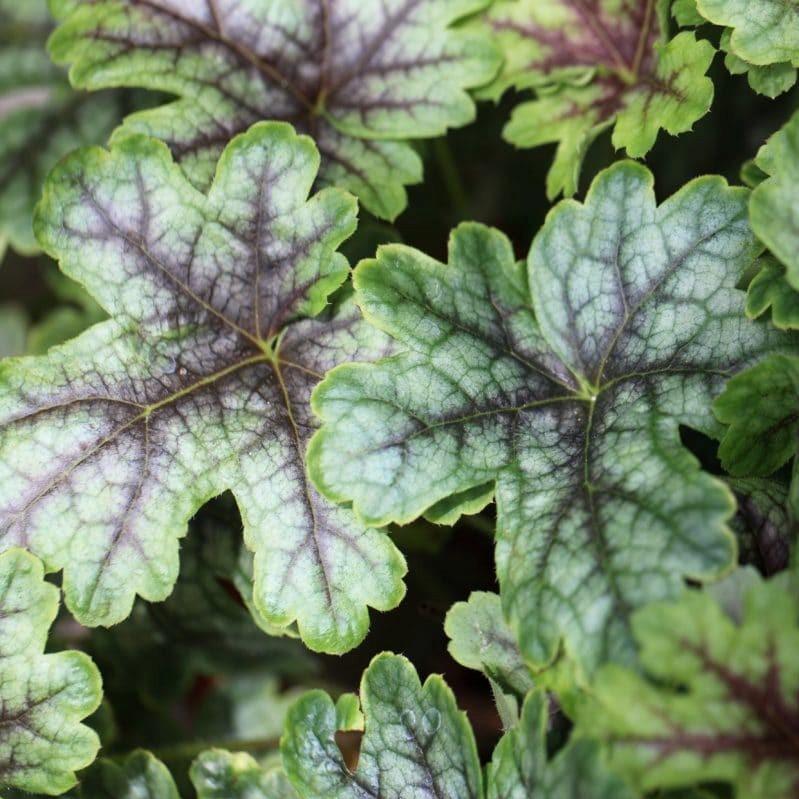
[
  {"xmin": 47, "ymin": 0, "xmax": 501, "ymax": 221},
  {"xmin": 309, "ymin": 163, "xmax": 789, "ymax": 676},
  {"xmin": 2, "ymin": 0, "xmax": 799, "ymax": 795},
  {"xmin": 473, "ymin": 0, "xmax": 715, "ymax": 197}
]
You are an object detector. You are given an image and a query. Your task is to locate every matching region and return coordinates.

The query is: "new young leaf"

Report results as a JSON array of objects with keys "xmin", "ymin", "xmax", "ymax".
[
  {"xmin": 0, "ymin": 123, "xmax": 407, "ymax": 653},
  {"xmin": 0, "ymin": 548, "xmax": 101, "ymax": 795},
  {"xmin": 746, "ymin": 257, "xmax": 799, "ymax": 330},
  {"xmin": 48, "ymin": 0, "xmax": 500, "ymax": 221},
  {"xmin": 310, "ymin": 162, "xmax": 788, "ymax": 674},
  {"xmin": 0, "ymin": 0, "xmax": 120, "ymax": 256},
  {"xmin": 475, "ymin": 0, "xmax": 715, "ymax": 197},
  {"xmin": 281, "ymin": 653, "xmax": 483, "ymax": 799},
  {"xmin": 579, "ymin": 578, "xmax": 799, "ymax": 799},
  {"xmin": 445, "ymin": 591, "xmax": 534, "ymax": 702}
]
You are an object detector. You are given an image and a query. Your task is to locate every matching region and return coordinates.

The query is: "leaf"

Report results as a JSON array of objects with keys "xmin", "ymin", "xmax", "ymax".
[
  {"xmin": 715, "ymin": 353, "xmax": 799, "ymax": 478},
  {"xmin": 486, "ymin": 690, "xmax": 635, "ymax": 799},
  {"xmin": 696, "ymin": 0, "xmax": 799, "ymax": 67},
  {"xmin": 718, "ymin": 30, "xmax": 797, "ymax": 98},
  {"xmin": 578, "ymin": 578, "xmax": 799, "ymax": 799},
  {"xmin": 750, "ymin": 111, "xmax": 799, "ymax": 291},
  {"xmin": 673, "ymin": 0, "xmax": 706, "ymax": 27},
  {"xmin": 474, "ymin": 0, "xmax": 715, "ymax": 197},
  {"xmin": 0, "ymin": 122, "xmax": 407, "ymax": 654},
  {"xmin": 0, "ymin": 0, "xmax": 121, "ymax": 257},
  {"xmin": 78, "ymin": 750, "xmax": 179, "ymax": 799},
  {"xmin": 747, "ymin": 256, "xmax": 799, "ymax": 330},
  {"xmin": 729, "ymin": 478, "xmax": 796, "ymax": 575},
  {"xmin": 445, "ymin": 591, "xmax": 534, "ymax": 702},
  {"xmin": 281, "ymin": 653, "xmax": 483, "ymax": 799},
  {"xmin": 0, "ymin": 548, "xmax": 101, "ymax": 795},
  {"xmin": 48, "ymin": 0, "xmax": 500, "ymax": 222},
  {"xmin": 191, "ymin": 750, "xmax": 298, "ymax": 799},
  {"xmin": 309, "ymin": 162, "xmax": 789, "ymax": 674}
]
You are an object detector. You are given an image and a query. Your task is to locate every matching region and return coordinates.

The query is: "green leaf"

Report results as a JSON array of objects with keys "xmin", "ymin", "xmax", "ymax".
[
  {"xmin": 0, "ymin": 122, "xmax": 407, "ymax": 654},
  {"xmin": 697, "ymin": 0, "xmax": 799, "ymax": 67},
  {"xmin": 445, "ymin": 591, "xmax": 534, "ymax": 702},
  {"xmin": 746, "ymin": 256, "xmax": 799, "ymax": 330},
  {"xmin": 486, "ymin": 690, "xmax": 634, "ymax": 799},
  {"xmin": 309, "ymin": 162, "xmax": 788, "ymax": 674},
  {"xmin": 48, "ymin": 0, "xmax": 500, "ymax": 222},
  {"xmin": 0, "ymin": 548, "xmax": 101, "ymax": 795},
  {"xmin": 78, "ymin": 750, "xmax": 179, "ymax": 799},
  {"xmin": 191, "ymin": 750, "xmax": 298, "ymax": 799},
  {"xmin": 729, "ymin": 478, "xmax": 795, "ymax": 575},
  {"xmin": 281, "ymin": 653, "xmax": 483, "ymax": 799},
  {"xmin": 474, "ymin": 0, "xmax": 715, "ymax": 197},
  {"xmin": 673, "ymin": 0, "xmax": 706, "ymax": 27},
  {"xmin": 715, "ymin": 353, "xmax": 799, "ymax": 477},
  {"xmin": 578, "ymin": 578, "xmax": 799, "ymax": 799},
  {"xmin": 750, "ymin": 111, "xmax": 799, "ymax": 291},
  {"xmin": 719, "ymin": 30, "xmax": 797, "ymax": 98},
  {"xmin": 0, "ymin": 0, "xmax": 121, "ymax": 257}
]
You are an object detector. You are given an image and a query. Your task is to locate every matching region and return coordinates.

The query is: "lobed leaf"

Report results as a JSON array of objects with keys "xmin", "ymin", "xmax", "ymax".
[
  {"xmin": 474, "ymin": 0, "xmax": 715, "ymax": 197},
  {"xmin": 697, "ymin": 0, "xmax": 799, "ymax": 67},
  {"xmin": 281, "ymin": 652, "xmax": 483, "ymax": 799},
  {"xmin": 310, "ymin": 162, "xmax": 790, "ymax": 674},
  {"xmin": 579, "ymin": 578, "xmax": 799, "ymax": 798},
  {"xmin": 0, "ymin": 122, "xmax": 407, "ymax": 653},
  {"xmin": 48, "ymin": 0, "xmax": 501, "ymax": 221},
  {"xmin": 746, "ymin": 257, "xmax": 799, "ymax": 331},
  {"xmin": 0, "ymin": 548, "xmax": 101, "ymax": 795}
]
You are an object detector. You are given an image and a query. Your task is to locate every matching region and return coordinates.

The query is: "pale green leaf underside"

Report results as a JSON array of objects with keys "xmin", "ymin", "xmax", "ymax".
[
  {"xmin": 0, "ymin": 0, "xmax": 120, "ymax": 256},
  {"xmin": 580, "ymin": 579, "xmax": 799, "ymax": 799},
  {"xmin": 487, "ymin": 690, "xmax": 634, "ymax": 799},
  {"xmin": 697, "ymin": 0, "xmax": 799, "ymax": 66},
  {"xmin": 281, "ymin": 653, "xmax": 482, "ymax": 799},
  {"xmin": 0, "ymin": 548, "xmax": 101, "ymax": 795},
  {"xmin": 719, "ymin": 30, "xmax": 797, "ymax": 97},
  {"xmin": 310, "ymin": 161, "xmax": 789, "ymax": 675},
  {"xmin": 48, "ymin": 0, "xmax": 500, "ymax": 221},
  {"xmin": 0, "ymin": 122, "xmax": 406, "ymax": 654},
  {"xmin": 475, "ymin": 0, "xmax": 714, "ymax": 197}
]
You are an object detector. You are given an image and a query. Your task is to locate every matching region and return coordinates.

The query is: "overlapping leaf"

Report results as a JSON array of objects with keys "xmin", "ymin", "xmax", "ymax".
[
  {"xmin": 487, "ymin": 690, "xmax": 634, "ymax": 799},
  {"xmin": 48, "ymin": 0, "xmax": 500, "ymax": 221},
  {"xmin": 0, "ymin": 548, "xmax": 101, "ymax": 795},
  {"xmin": 715, "ymin": 353, "xmax": 799, "ymax": 478},
  {"xmin": 473, "ymin": 0, "xmax": 714, "ymax": 197},
  {"xmin": 747, "ymin": 257, "xmax": 799, "ymax": 330},
  {"xmin": 281, "ymin": 653, "xmax": 483, "ymax": 799},
  {"xmin": 696, "ymin": 0, "xmax": 799, "ymax": 67},
  {"xmin": 579, "ymin": 578, "xmax": 799, "ymax": 799},
  {"xmin": 0, "ymin": 122, "xmax": 407, "ymax": 654},
  {"xmin": 310, "ymin": 162, "xmax": 789, "ymax": 675},
  {"xmin": 0, "ymin": 0, "xmax": 121, "ymax": 257}
]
